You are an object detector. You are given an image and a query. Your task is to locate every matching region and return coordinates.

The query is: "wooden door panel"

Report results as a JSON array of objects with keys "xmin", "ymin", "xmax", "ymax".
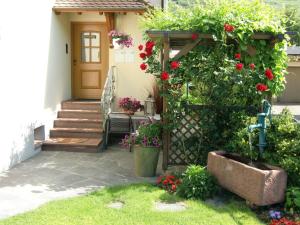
[{"xmin": 72, "ymin": 23, "xmax": 108, "ymax": 99}]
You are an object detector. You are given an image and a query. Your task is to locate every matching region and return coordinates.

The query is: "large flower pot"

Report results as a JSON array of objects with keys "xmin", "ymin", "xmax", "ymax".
[
  {"xmin": 207, "ymin": 151, "xmax": 287, "ymax": 206},
  {"xmin": 134, "ymin": 145, "xmax": 160, "ymax": 177}
]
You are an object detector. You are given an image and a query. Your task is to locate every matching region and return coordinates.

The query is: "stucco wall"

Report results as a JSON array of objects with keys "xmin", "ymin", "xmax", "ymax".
[
  {"xmin": 278, "ymin": 62, "xmax": 300, "ymax": 103},
  {"xmin": 0, "ymin": 0, "xmax": 71, "ymax": 172},
  {"xmin": 113, "ymin": 13, "xmax": 155, "ymax": 109},
  {"xmin": 69, "ymin": 13, "xmax": 155, "ymax": 110}
]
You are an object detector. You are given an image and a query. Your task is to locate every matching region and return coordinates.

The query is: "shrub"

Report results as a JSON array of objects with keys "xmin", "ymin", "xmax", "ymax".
[
  {"xmin": 177, "ymin": 165, "xmax": 217, "ymax": 200},
  {"xmin": 285, "ymin": 187, "xmax": 300, "ymax": 215},
  {"xmin": 227, "ymin": 109, "xmax": 300, "ymax": 186}
]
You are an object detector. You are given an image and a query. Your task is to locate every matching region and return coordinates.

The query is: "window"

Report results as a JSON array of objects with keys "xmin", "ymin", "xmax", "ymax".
[{"xmin": 81, "ymin": 32, "xmax": 101, "ymax": 63}]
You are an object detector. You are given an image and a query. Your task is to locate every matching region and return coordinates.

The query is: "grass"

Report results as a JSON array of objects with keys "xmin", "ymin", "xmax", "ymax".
[{"xmin": 0, "ymin": 183, "xmax": 265, "ymax": 225}]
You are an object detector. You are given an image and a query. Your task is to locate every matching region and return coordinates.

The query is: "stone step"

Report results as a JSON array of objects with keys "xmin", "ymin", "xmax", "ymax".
[
  {"xmin": 54, "ymin": 118, "xmax": 103, "ymax": 129},
  {"xmin": 58, "ymin": 110, "xmax": 102, "ymax": 120},
  {"xmin": 42, "ymin": 137, "xmax": 102, "ymax": 153},
  {"xmin": 62, "ymin": 100, "xmax": 101, "ymax": 111},
  {"xmin": 50, "ymin": 127, "xmax": 103, "ymax": 138}
]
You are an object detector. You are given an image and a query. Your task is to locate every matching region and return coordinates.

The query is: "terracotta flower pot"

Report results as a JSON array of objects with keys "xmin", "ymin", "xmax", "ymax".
[
  {"xmin": 207, "ymin": 151, "xmax": 287, "ymax": 206},
  {"xmin": 134, "ymin": 145, "xmax": 160, "ymax": 177},
  {"xmin": 123, "ymin": 109, "xmax": 135, "ymax": 115}
]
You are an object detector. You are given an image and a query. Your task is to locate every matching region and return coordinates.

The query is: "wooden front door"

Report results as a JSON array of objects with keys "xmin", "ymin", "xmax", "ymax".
[{"xmin": 72, "ymin": 23, "xmax": 108, "ymax": 99}]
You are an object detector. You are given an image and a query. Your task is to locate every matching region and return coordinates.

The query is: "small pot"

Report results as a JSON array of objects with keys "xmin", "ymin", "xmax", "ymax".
[
  {"xmin": 134, "ymin": 145, "xmax": 160, "ymax": 177},
  {"xmin": 113, "ymin": 38, "xmax": 123, "ymax": 49}
]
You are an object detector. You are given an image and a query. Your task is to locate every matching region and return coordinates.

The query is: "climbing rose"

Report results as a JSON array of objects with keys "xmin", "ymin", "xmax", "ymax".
[
  {"xmin": 138, "ymin": 45, "xmax": 143, "ymax": 51},
  {"xmin": 145, "ymin": 41, "xmax": 155, "ymax": 50},
  {"xmin": 235, "ymin": 53, "xmax": 241, "ymax": 60},
  {"xmin": 140, "ymin": 63, "xmax": 147, "ymax": 71},
  {"xmin": 250, "ymin": 63, "xmax": 255, "ymax": 70},
  {"xmin": 224, "ymin": 23, "xmax": 235, "ymax": 32},
  {"xmin": 161, "ymin": 71, "xmax": 169, "ymax": 81},
  {"xmin": 265, "ymin": 68, "xmax": 274, "ymax": 80},
  {"xmin": 145, "ymin": 48, "xmax": 153, "ymax": 57},
  {"xmin": 139, "ymin": 53, "xmax": 146, "ymax": 59},
  {"xmin": 236, "ymin": 63, "xmax": 243, "ymax": 71},
  {"xmin": 170, "ymin": 61, "xmax": 180, "ymax": 70},
  {"xmin": 191, "ymin": 33, "xmax": 198, "ymax": 40},
  {"xmin": 256, "ymin": 83, "xmax": 268, "ymax": 92}
]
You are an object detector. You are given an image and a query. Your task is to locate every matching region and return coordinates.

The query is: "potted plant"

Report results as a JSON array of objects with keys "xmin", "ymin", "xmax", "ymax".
[
  {"xmin": 121, "ymin": 121, "xmax": 162, "ymax": 177},
  {"xmin": 119, "ymin": 97, "xmax": 141, "ymax": 115},
  {"xmin": 108, "ymin": 30, "xmax": 133, "ymax": 49}
]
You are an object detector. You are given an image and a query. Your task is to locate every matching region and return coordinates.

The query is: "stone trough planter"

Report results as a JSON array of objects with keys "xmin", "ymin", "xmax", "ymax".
[{"xmin": 207, "ymin": 151, "xmax": 287, "ymax": 206}]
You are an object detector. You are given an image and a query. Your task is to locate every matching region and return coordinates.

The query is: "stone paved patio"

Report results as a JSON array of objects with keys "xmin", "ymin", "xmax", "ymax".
[{"xmin": 0, "ymin": 146, "xmax": 163, "ymax": 219}]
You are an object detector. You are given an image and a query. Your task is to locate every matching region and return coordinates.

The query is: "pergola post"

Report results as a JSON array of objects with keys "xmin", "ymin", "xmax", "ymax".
[{"xmin": 162, "ymin": 32, "xmax": 170, "ymax": 171}]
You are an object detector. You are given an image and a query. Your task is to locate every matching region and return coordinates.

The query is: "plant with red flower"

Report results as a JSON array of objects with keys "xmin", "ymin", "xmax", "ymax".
[
  {"xmin": 170, "ymin": 61, "xmax": 180, "ymax": 70},
  {"xmin": 224, "ymin": 23, "xmax": 235, "ymax": 32},
  {"xmin": 139, "ymin": 53, "xmax": 147, "ymax": 60},
  {"xmin": 250, "ymin": 63, "xmax": 255, "ymax": 70},
  {"xmin": 269, "ymin": 217, "xmax": 300, "ymax": 225},
  {"xmin": 138, "ymin": 44, "xmax": 143, "ymax": 51},
  {"xmin": 235, "ymin": 53, "xmax": 241, "ymax": 60},
  {"xmin": 146, "ymin": 41, "xmax": 155, "ymax": 49},
  {"xmin": 265, "ymin": 68, "xmax": 274, "ymax": 80},
  {"xmin": 191, "ymin": 33, "xmax": 198, "ymax": 40},
  {"xmin": 140, "ymin": 63, "xmax": 147, "ymax": 71},
  {"xmin": 161, "ymin": 71, "xmax": 169, "ymax": 81},
  {"xmin": 145, "ymin": 48, "xmax": 153, "ymax": 57},
  {"xmin": 157, "ymin": 174, "xmax": 181, "ymax": 193},
  {"xmin": 236, "ymin": 63, "xmax": 243, "ymax": 71},
  {"xmin": 256, "ymin": 83, "xmax": 268, "ymax": 92}
]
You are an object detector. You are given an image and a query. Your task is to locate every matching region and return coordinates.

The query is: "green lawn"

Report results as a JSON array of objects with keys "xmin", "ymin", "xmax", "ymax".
[{"xmin": 0, "ymin": 184, "xmax": 264, "ymax": 225}]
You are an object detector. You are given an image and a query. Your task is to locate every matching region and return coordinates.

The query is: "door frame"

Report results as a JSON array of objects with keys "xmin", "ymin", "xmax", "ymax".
[{"xmin": 71, "ymin": 22, "xmax": 109, "ymax": 99}]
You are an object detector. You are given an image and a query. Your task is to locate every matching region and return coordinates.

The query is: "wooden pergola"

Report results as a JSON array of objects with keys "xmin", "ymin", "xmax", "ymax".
[{"xmin": 146, "ymin": 30, "xmax": 284, "ymax": 170}]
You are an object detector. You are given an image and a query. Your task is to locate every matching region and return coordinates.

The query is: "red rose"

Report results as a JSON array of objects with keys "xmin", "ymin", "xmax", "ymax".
[
  {"xmin": 163, "ymin": 179, "xmax": 168, "ymax": 185},
  {"xmin": 249, "ymin": 63, "xmax": 255, "ymax": 70},
  {"xmin": 224, "ymin": 23, "xmax": 235, "ymax": 32},
  {"xmin": 171, "ymin": 184, "xmax": 176, "ymax": 191},
  {"xmin": 138, "ymin": 45, "xmax": 143, "ymax": 51},
  {"xmin": 145, "ymin": 48, "xmax": 153, "ymax": 57},
  {"xmin": 191, "ymin": 33, "xmax": 198, "ymax": 40},
  {"xmin": 161, "ymin": 71, "xmax": 169, "ymax": 81},
  {"xmin": 256, "ymin": 83, "xmax": 268, "ymax": 92},
  {"xmin": 236, "ymin": 63, "xmax": 243, "ymax": 71},
  {"xmin": 140, "ymin": 63, "xmax": 147, "ymax": 71},
  {"xmin": 235, "ymin": 53, "xmax": 241, "ymax": 60},
  {"xmin": 265, "ymin": 68, "xmax": 274, "ymax": 80},
  {"xmin": 170, "ymin": 61, "xmax": 180, "ymax": 70},
  {"xmin": 139, "ymin": 53, "xmax": 146, "ymax": 59},
  {"xmin": 145, "ymin": 41, "xmax": 155, "ymax": 50}
]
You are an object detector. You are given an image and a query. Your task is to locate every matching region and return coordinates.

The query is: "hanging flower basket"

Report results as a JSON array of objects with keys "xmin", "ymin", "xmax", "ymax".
[{"xmin": 108, "ymin": 30, "xmax": 133, "ymax": 49}]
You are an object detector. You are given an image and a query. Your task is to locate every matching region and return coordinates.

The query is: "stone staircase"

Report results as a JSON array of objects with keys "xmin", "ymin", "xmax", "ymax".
[{"xmin": 42, "ymin": 100, "xmax": 103, "ymax": 153}]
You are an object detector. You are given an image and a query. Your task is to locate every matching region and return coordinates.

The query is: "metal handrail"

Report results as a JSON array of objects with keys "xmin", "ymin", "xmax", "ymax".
[{"xmin": 100, "ymin": 66, "xmax": 116, "ymax": 129}]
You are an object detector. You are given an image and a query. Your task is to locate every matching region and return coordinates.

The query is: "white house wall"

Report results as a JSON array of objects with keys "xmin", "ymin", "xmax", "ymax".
[{"xmin": 0, "ymin": 0, "xmax": 71, "ymax": 172}]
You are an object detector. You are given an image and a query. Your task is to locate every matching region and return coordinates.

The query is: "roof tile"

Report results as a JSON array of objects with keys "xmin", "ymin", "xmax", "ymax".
[{"xmin": 53, "ymin": 0, "xmax": 151, "ymax": 11}]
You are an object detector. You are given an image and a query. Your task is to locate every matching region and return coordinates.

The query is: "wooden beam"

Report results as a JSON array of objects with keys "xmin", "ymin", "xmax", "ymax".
[
  {"xmin": 99, "ymin": 12, "xmax": 104, "ymax": 15},
  {"xmin": 146, "ymin": 30, "xmax": 278, "ymax": 41},
  {"xmin": 173, "ymin": 40, "xmax": 201, "ymax": 60},
  {"xmin": 77, "ymin": 12, "xmax": 82, "ymax": 15},
  {"xmin": 105, "ymin": 12, "xmax": 115, "ymax": 47}
]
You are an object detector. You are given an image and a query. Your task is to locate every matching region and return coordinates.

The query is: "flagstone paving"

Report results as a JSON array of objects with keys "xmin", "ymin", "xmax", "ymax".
[{"xmin": 0, "ymin": 146, "xmax": 162, "ymax": 219}]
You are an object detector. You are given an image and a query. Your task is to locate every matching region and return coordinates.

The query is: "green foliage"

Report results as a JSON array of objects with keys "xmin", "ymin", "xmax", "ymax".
[
  {"xmin": 227, "ymin": 109, "xmax": 300, "ymax": 186},
  {"xmin": 177, "ymin": 165, "xmax": 218, "ymax": 200},
  {"xmin": 285, "ymin": 187, "xmax": 300, "ymax": 215}
]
